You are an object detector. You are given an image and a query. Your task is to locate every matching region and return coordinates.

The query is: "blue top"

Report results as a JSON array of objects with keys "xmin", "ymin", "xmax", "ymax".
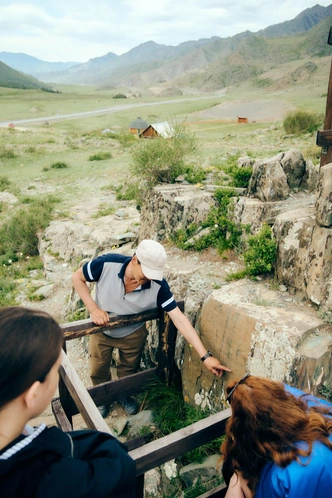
[
  {"xmin": 255, "ymin": 385, "xmax": 332, "ymax": 498},
  {"xmin": 82, "ymin": 253, "xmax": 177, "ymax": 338}
]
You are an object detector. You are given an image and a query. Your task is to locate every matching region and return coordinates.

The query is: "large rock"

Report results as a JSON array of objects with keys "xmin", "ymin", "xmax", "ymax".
[
  {"xmin": 280, "ymin": 148, "xmax": 305, "ymax": 189},
  {"xmin": 231, "ymin": 194, "xmax": 315, "ymax": 232},
  {"xmin": 139, "ymin": 185, "xmax": 216, "ymax": 241},
  {"xmin": 248, "ymin": 155, "xmax": 290, "ymax": 201},
  {"xmin": 181, "ymin": 281, "xmax": 331, "ymax": 409},
  {"xmin": 315, "ymin": 163, "xmax": 332, "ymax": 227},
  {"xmin": 273, "ymin": 206, "xmax": 332, "ymax": 308},
  {"xmin": 247, "ymin": 150, "xmax": 318, "ymax": 201}
]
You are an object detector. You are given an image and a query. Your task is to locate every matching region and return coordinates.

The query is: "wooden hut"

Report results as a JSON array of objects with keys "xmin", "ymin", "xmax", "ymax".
[
  {"xmin": 139, "ymin": 121, "xmax": 174, "ymax": 139},
  {"xmin": 129, "ymin": 117, "xmax": 149, "ymax": 135},
  {"xmin": 237, "ymin": 116, "xmax": 248, "ymax": 124}
]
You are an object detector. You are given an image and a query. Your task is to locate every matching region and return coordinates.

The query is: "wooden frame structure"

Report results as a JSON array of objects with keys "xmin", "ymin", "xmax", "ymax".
[
  {"xmin": 51, "ymin": 301, "xmax": 230, "ymax": 497},
  {"xmin": 316, "ymin": 26, "xmax": 332, "ymax": 167}
]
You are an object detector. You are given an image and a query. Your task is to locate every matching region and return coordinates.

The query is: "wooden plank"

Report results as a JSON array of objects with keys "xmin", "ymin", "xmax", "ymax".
[
  {"xmin": 59, "ymin": 351, "xmax": 112, "ymax": 433},
  {"xmin": 129, "ymin": 408, "xmax": 231, "ymax": 475},
  {"xmin": 316, "ymin": 130, "xmax": 332, "ymax": 147},
  {"xmin": 157, "ymin": 310, "xmax": 181, "ymax": 386},
  {"xmin": 51, "ymin": 398, "xmax": 73, "ymax": 432},
  {"xmin": 86, "ymin": 367, "xmax": 159, "ymax": 410},
  {"xmin": 197, "ymin": 483, "xmax": 227, "ymax": 498},
  {"xmin": 61, "ymin": 301, "xmax": 184, "ymax": 341},
  {"xmin": 320, "ymin": 57, "xmax": 332, "ymax": 166},
  {"xmin": 123, "ymin": 433, "xmax": 153, "ymax": 452},
  {"xmin": 61, "ymin": 309, "xmax": 160, "ymax": 340},
  {"xmin": 136, "ymin": 475, "xmax": 145, "ymax": 498},
  {"xmin": 62, "ymin": 368, "xmax": 158, "ymax": 417}
]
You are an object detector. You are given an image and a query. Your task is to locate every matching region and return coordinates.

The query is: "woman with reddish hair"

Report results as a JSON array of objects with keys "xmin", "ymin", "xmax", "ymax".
[{"xmin": 221, "ymin": 374, "xmax": 332, "ymax": 498}]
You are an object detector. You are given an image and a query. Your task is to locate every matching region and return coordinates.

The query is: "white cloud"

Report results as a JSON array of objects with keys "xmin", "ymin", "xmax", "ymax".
[{"xmin": 0, "ymin": 0, "xmax": 331, "ymax": 62}]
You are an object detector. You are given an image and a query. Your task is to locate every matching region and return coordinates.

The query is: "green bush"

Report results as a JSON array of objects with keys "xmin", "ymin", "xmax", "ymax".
[
  {"xmin": 50, "ymin": 161, "xmax": 68, "ymax": 169},
  {"xmin": 88, "ymin": 151, "xmax": 112, "ymax": 161},
  {"xmin": 218, "ymin": 153, "xmax": 253, "ymax": 188},
  {"xmin": 0, "ymin": 196, "xmax": 59, "ymax": 256},
  {"xmin": 244, "ymin": 224, "xmax": 277, "ymax": 275},
  {"xmin": 283, "ymin": 110, "xmax": 323, "ymax": 135},
  {"xmin": 0, "ymin": 176, "xmax": 12, "ymax": 192},
  {"xmin": 227, "ymin": 224, "xmax": 277, "ymax": 280},
  {"xmin": 130, "ymin": 123, "xmax": 198, "ymax": 187},
  {"xmin": 0, "ymin": 148, "xmax": 17, "ymax": 159},
  {"xmin": 113, "ymin": 93, "xmax": 127, "ymax": 99}
]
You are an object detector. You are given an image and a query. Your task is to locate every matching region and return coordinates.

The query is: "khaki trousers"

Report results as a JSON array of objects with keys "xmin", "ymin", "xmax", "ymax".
[{"xmin": 89, "ymin": 324, "xmax": 148, "ymax": 385}]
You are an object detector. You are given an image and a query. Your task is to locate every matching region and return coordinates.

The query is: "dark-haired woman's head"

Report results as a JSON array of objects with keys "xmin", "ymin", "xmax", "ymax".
[{"xmin": 0, "ymin": 306, "xmax": 63, "ymax": 411}]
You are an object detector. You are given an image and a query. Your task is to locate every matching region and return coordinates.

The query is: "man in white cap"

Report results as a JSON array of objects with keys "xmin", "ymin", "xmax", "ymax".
[{"xmin": 72, "ymin": 240, "xmax": 231, "ymax": 416}]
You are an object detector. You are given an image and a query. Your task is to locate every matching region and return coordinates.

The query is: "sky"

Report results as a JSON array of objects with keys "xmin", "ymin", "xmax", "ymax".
[{"xmin": 0, "ymin": 1, "xmax": 331, "ymax": 63}]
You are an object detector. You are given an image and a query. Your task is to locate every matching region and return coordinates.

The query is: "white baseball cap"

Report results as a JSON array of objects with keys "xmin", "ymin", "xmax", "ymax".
[{"xmin": 136, "ymin": 239, "xmax": 167, "ymax": 281}]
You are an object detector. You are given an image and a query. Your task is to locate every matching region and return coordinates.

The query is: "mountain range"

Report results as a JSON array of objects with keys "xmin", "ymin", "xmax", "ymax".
[{"xmin": 1, "ymin": 3, "xmax": 332, "ymax": 93}]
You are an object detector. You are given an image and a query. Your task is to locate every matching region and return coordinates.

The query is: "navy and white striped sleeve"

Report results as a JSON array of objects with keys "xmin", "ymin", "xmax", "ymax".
[
  {"xmin": 82, "ymin": 256, "xmax": 106, "ymax": 282},
  {"xmin": 157, "ymin": 279, "xmax": 177, "ymax": 312}
]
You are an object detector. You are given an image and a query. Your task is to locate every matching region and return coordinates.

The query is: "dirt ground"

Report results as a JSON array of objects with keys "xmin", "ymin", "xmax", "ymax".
[{"xmin": 189, "ymin": 98, "xmax": 297, "ymax": 122}]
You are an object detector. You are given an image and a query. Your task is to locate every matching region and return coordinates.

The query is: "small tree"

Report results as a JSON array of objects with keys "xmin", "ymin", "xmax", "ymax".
[{"xmin": 130, "ymin": 123, "xmax": 198, "ymax": 188}]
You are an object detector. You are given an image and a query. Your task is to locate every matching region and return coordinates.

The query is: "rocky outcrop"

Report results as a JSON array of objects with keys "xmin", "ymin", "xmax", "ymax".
[
  {"xmin": 315, "ymin": 163, "xmax": 332, "ymax": 227},
  {"xmin": 181, "ymin": 280, "xmax": 332, "ymax": 408},
  {"xmin": 139, "ymin": 185, "xmax": 216, "ymax": 241},
  {"xmin": 273, "ymin": 207, "xmax": 332, "ymax": 308},
  {"xmin": 247, "ymin": 149, "xmax": 318, "ymax": 201},
  {"xmin": 231, "ymin": 194, "xmax": 315, "ymax": 232}
]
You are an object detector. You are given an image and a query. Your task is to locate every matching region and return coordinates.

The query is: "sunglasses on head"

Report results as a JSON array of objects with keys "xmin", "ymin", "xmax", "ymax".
[{"xmin": 226, "ymin": 373, "xmax": 250, "ymax": 403}]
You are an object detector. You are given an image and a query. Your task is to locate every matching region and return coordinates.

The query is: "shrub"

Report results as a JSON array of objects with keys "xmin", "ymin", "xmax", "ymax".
[
  {"xmin": 0, "ymin": 196, "xmax": 59, "ymax": 256},
  {"xmin": 89, "ymin": 151, "xmax": 112, "ymax": 161},
  {"xmin": 226, "ymin": 224, "xmax": 277, "ymax": 280},
  {"xmin": 50, "ymin": 161, "xmax": 68, "ymax": 169},
  {"xmin": 0, "ymin": 176, "xmax": 11, "ymax": 192},
  {"xmin": 243, "ymin": 224, "xmax": 277, "ymax": 276},
  {"xmin": 113, "ymin": 93, "xmax": 127, "ymax": 99},
  {"xmin": 218, "ymin": 153, "xmax": 252, "ymax": 188},
  {"xmin": 115, "ymin": 181, "xmax": 141, "ymax": 202},
  {"xmin": 283, "ymin": 110, "xmax": 323, "ymax": 135},
  {"xmin": 0, "ymin": 148, "xmax": 17, "ymax": 159},
  {"xmin": 130, "ymin": 123, "xmax": 197, "ymax": 187},
  {"xmin": 173, "ymin": 189, "xmax": 248, "ymax": 255}
]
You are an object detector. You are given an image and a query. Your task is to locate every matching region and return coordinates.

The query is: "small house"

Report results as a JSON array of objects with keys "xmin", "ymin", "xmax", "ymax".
[
  {"xmin": 139, "ymin": 121, "xmax": 174, "ymax": 139},
  {"xmin": 237, "ymin": 116, "xmax": 248, "ymax": 124},
  {"xmin": 129, "ymin": 117, "xmax": 149, "ymax": 135}
]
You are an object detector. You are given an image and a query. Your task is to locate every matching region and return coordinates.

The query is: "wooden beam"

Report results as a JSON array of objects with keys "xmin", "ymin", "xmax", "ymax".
[
  {"xmin": 316, "ymin": 130, "xmax": 332, "ymax": 147},
  {"xmin": 61, "ymin": 301, "xmax": 184, "ymax": 341},
  {"xmin": 85, "ymin": 368, "xmax": 159, "ymax": 411},
  {"xmin": 59, "ymin": 350, "xmax": 112, "ymax": 433},
  {"xmin": 51, "ymin": 398, "xmax": 73, "ymax": 432},
  {"xmin": 196, "ymin": 483, "xmax": 227, "ymax": 498},
  {"xmin": 129, "ymin": 408, "xmax": 231, "ymax": 475}
]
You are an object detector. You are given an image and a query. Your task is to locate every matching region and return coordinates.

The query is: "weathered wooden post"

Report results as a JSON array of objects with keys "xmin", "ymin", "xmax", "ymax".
[
  {"xmin": 316, "ymin": 27, "xmax": 332, "ymax": 167},
  {"xmin": 157, "ymin": 301, "xmax": 184, "ymax": 386}
]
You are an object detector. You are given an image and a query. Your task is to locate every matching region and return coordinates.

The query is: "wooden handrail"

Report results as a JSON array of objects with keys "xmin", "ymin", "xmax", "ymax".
[{"xmin": 129, "ymin": 408, "xmax": 231, "ymax": 475}]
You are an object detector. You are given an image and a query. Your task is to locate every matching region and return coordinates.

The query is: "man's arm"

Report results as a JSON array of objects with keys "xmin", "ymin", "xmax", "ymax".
[
  {"xmin": 72, "ymin": 268, "xmax": 109, "ymax": 326},
  {"xmin": 167, "ymin": 306, "xmax": 231, "ymax": 377}
]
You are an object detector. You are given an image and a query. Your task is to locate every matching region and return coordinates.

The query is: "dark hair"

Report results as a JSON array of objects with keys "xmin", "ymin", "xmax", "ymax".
[
  {"xmin": 221, "ymin": 375, "xmax": 332, "ymax": 493},
  {"xmin": 0, "ymin": 306, "xmax": 63, "ymax": 410}
]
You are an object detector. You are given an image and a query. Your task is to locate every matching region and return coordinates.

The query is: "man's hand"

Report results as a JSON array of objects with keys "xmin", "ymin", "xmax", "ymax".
[
  {"xmin": 90, "ymin": 308, "xmax": 110, "ymax": 327},
  {"xmin": 203, "ymin": 356, "xmax": 231, "ymax": 377}
]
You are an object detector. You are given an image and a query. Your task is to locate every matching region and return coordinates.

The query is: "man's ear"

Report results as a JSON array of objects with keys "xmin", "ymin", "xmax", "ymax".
[
  {"xmin": 23, "ymin": 381, "xmax": 41, "ymax": 410},
  {"xmin": 132, "ymin": 255, "xmax": 138, "ymax": 265}
]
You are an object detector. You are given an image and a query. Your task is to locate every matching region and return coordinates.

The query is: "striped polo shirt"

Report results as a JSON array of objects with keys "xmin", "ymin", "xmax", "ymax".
[{"xmin": 82, "ymin": 253, "xmax": 177, "ymax": 338}]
